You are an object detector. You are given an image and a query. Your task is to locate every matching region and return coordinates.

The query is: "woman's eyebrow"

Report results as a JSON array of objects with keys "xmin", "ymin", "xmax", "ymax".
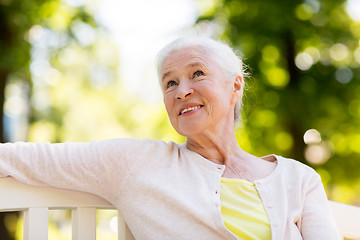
[
  {"xmin": 162, "ymin": 62, "xmax": 203, "ymax": 81},
  {"xmin": 162, "ymin": 71, "xmax": 172, "ymax": 82},
  {"xmin": 187, "ymin": 62, "xmax": 202, "ymax": 68}
]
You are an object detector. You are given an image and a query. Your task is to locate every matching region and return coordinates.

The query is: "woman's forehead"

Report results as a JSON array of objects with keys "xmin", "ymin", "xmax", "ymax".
[{"xmin": 161, "ymin": 47, "xmax": 215, "ymax": 71}]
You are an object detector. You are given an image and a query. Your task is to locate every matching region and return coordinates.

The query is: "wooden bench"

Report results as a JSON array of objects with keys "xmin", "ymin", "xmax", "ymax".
[
  {"xmin": 1, "ymin": 177, "xmax": 359, "ymax": 239},
  {"xmin": 329, "ymin": 200, "xmax": 360, "ymax": 240},
  {"xmin": 0, "ymin": 177, "xmax": 134, "ymax": 240}
]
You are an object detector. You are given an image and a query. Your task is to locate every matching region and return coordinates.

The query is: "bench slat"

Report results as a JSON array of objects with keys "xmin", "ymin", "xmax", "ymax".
[
  {"xmin": 72, "ymin": 207, "xmax": 96, "ymax": 240},
  {"xmin": 24, "ymin": 208, "xmax": 48, "ymax": 240},
  {"xmin": 118, "ymin": 214, "xmax": 135, "ymax": 240}
]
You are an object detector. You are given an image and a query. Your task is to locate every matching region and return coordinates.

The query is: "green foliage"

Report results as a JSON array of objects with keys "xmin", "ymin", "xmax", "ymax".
[
  {"xmin": 197, "ymin": 0, "xmax": 360, "ymax": 203},
  {"xmin": 1, "ymin": 0, "xmax": 183, "ymax": 142}
]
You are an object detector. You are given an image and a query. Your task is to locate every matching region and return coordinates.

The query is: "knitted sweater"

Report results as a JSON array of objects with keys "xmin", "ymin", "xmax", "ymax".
[{"xmin": 0, "ymin": 138, "xmax": 340, "ymax": 239}]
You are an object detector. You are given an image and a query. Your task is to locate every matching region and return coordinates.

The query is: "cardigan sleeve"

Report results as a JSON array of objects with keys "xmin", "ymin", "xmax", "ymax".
[
  {"xmin": 300, "ymin": 172, "xmax": 341, "ymax": 240},
  {"xmin": 0, "ymin": 138, "xmax": 155, "ymax": 202}
]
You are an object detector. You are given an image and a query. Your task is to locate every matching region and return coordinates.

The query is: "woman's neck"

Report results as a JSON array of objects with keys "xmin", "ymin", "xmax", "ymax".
[
  {"xmin": 186, "ymin": 130, "xmax": 243, "ymax": 165},
  {"xmin": 185, "ymin": 129, "xmax": 277, "ymax": 181}
]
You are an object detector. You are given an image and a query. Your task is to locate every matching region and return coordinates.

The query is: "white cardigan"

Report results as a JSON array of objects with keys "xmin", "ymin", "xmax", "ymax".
[{"xmin": 0, "ymin": 138, "xmax": 340, "ymax": 239}]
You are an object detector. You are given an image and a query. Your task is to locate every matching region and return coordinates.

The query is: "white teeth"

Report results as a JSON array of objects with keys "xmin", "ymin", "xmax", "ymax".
[{"xmin": 181, "ymin": 106, "xmax": 201, "ymax": 114}]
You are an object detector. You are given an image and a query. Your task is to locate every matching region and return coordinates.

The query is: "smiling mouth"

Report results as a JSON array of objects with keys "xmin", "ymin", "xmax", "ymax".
[{"xmin": 180, "ymin": 105, "xmax": 203, "ymax": 115}]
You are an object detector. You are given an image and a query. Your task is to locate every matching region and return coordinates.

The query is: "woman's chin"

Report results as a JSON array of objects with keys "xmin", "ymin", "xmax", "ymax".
[{"xmin": 176, "ymin": 125, "xmax": 206, "ymax": 138}]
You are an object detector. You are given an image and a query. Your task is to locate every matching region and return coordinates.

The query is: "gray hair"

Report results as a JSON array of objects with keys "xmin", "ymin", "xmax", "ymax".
[{"xmin": 156, "ymin": 36, "xmax": 247, "ymax": 122}]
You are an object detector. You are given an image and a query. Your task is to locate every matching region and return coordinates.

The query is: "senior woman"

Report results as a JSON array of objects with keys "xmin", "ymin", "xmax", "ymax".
[{"xmin": 0, "ymin": 37, "xmax": 339, "ymax": 239}]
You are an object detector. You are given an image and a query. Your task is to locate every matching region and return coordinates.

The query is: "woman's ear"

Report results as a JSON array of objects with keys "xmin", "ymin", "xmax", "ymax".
[
  {"xmin": 233, "ymin": 75, "xmax": 242, "ymax": 92},
  {"xmin": 231, "ymin": 75, "xmax": 242, "ymax": 104}
]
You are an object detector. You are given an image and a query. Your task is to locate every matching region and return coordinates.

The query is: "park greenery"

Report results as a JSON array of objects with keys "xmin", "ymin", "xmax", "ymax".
[{"xmin": 0, "ymin": 0, "xmax": 360, "ymax": 238}]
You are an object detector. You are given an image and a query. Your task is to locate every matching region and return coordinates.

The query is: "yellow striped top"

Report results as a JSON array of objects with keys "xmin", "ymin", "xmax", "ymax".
[{"xmin": 220, "ymin": 177, "xmax": 271, "ymax": 240}]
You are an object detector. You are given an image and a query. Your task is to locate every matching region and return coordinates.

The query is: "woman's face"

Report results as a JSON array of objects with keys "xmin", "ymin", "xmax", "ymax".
[{"xmin": 161, "ymin": 47, "xmax": 241, "ymax": 137}]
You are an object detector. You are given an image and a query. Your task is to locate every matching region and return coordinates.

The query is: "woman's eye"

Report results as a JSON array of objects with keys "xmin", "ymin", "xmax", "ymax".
[
  {"xmin": 193, "ymin": 71, "xmax": 204, "ymax": 78},
  {"xmin": 166, "ymin": 80, "xmax": 177, "ymax": 88}
]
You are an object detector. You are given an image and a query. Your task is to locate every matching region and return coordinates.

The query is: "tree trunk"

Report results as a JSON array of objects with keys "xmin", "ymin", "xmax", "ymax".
[
  {"xmin": 0, "ymin": 72, "xmax": 14, "ymax": 240},
  {"xmin": 284, "ymin": 32, "xmax": 306, "ymax": 163},
  {"xmin": 0, "ymin": 71, "xmax": 8, "ymax": 143}
]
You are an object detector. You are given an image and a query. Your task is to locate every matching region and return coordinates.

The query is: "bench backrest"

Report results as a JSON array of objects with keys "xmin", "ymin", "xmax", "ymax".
[
  {"xmin": 329, "ymin": 200, "xmax": 360, "ymax": 239},
  {"xmin": 1, "ymin": 177, "xmax": 359, "ymax": 239},
  {"xmin": 0, "ymin": 177, "xmax": 134, "ymax": 240}
]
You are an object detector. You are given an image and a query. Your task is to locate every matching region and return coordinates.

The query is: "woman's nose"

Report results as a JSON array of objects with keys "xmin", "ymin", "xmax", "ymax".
[{"xmin": 175, "ymin": 82, "xmax": 194, "ymax": 99}]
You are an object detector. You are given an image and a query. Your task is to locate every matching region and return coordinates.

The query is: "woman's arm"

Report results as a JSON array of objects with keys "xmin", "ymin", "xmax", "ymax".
[
  {"xmin": 0, "ymin": 138, "xmax": 148, "ymax": 202},
  {"xmin": 300, "ymin": 172, "xmax": 341, "ymax": 239}
]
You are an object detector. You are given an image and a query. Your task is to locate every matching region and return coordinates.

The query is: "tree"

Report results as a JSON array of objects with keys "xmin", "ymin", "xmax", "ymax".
[
  {"xmin": 0, "ymin": 0, "xmax": 103, "ymax": 238},
  {"xmin": 197, "ymin": 0, "xmax": 360, "ymax": 203}
]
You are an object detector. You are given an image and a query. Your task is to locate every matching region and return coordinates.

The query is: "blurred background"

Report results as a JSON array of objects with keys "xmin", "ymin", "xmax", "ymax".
[{"xmin": 1, "ymin": 0, "xmax": 360, "ymax": 238}]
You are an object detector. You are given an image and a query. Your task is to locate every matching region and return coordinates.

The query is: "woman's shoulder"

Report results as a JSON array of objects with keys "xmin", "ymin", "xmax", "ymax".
[
  {"xmin": 96, "ymin": 138, "xmax": 180, "ymax": 154},
  {"xmin": 274, "ymin": 155, "xmax": 320, "ymax": 179},
  {"xmin": 276, "ymin": 155, "xmax": 316, "ymax": 171},
  {"xmin": 97, "ymin": 137, "xmax": 173, "ymax": 145},
  {"xmin": 259, "ymin": 154, "xmax": 319, "ymax": 184}
]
